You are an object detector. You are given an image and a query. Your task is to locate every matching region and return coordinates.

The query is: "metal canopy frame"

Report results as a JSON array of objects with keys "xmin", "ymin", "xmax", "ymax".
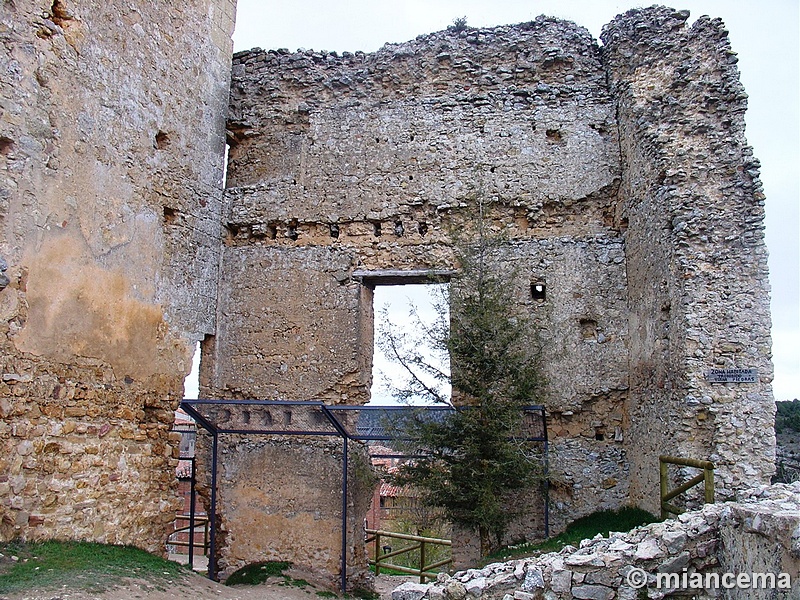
[{"xmin": 179, "ymin": 399, "xmax": 548, "ymax": 592}]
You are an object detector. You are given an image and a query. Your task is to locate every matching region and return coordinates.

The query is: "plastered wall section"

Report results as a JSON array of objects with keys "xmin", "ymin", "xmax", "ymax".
[
  {"xmin": 210, "ymin": 18, "xmax": 631, "ymax": 579},
  {"xmin": 206, "ymin": 435, "xmax": 376, "ymax": 589},
  {"xmin": 0, "ymin": 0, "xmax": 235, "ymax": 548},
  {"xmin": 602, "ymin": 7, "xmax": 774, "ymax": 510}
]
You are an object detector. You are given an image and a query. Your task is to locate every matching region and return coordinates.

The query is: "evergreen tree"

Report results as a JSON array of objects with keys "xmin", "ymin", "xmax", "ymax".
[{"xmin": 379, "ymin": 219, "xmax": 543, "ymax": 556}]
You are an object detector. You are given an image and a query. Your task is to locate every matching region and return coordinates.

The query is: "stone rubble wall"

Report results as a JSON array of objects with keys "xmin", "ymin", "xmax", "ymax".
[
  {"xmin": 210, "ymin": 5, "xmax": 775, "ymax": 585},
  {"xmin": 392, "ymin": 482, "xmax": 800, "ymax": 600},
  {"xmin": 601, "ymin": 7, "xmax": 774, "ymax": 509},
  {"xmin": 211, "ymin": 17, "xmax": 634, "ymax": 583},
  {"xmin": 0, "ymin": 0, "xmax": 776, "ymax": 589},
  {"xmin": 200, "ymin": 435, "xmax": 376, "ymax": 589},
  {"xmin": 0, "ymin": 0, "xmax": 235, "ymax": 549}
]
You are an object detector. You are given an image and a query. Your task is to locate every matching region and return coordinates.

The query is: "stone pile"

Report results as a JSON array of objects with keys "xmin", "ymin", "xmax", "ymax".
[{"xmin": 392, "ymin": 482, "xmax": 800, "ymax": 599}]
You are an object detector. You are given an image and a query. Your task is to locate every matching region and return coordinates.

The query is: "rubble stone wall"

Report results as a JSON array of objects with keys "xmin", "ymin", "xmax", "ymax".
[
  {"xmin": 0, "ymin": 0, "xmax": 775, "ymax": 590},
  {"xmin": 214, "ymin": 17, "xmax": 630, "ymax": 554},
  {"xmin": 393, "ymin": 482, "xmax": 800, "ymax": 600},
  {"xmin": 0, "ymin": 0, "xmax": 235, "ymax": 549},
  {"xmin": 214, "ymin": 8, "xmax": 773, "ymax": 579},
  {"xmin": 602, "ymin": 7, "xmax": 775, "ymax": 510},
  {"xmin": 207, "ymin": 435, "xmax": 376, "ymax": 588}
]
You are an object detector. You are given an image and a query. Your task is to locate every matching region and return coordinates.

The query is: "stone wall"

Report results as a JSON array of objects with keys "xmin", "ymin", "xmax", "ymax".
[
  {"xmin": 0, "ymin": 0, "xmax": 775, "ymax": 589},
  {"xmin": 0, "ymin": 0, "xmax": 235, "ymax": 549},
  {"xmin": 209, "ymin": 5, "xmax": 775, "ymax": 582},
  {"xmin": 213, "ymin": 17, "xmax": 629, "ymax": 554},
  {"xmin": 393, "ymin": 482, "xmax": 800, "ymax": 600},
  {"xmin": 602, "ymin": 7, "xmax": 775, "ymax": 509},
  {"xmin": 206, "ymin": 434, "xmax": 376, "ymax": 588}
]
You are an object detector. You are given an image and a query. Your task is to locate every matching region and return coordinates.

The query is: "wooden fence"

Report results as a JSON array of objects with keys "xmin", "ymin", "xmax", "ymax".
[
  {"xmin": 365, "ymin": 528, "xmax": 452, "ymax": 583},
  {"xmin": 659, "ymin": 455, "xmax": 715, "ymax": 519}
]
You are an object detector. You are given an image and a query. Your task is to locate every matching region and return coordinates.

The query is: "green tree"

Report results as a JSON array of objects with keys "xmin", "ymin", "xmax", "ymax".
[{"xmin": 379, "ymin": 220, "xmax": 543, "ymax": 556}]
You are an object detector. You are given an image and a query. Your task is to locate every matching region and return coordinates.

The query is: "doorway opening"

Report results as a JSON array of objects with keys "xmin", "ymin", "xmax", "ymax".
[{"xmin": 369, "ymin": 282, "xmax": 451, "ymax": 406}]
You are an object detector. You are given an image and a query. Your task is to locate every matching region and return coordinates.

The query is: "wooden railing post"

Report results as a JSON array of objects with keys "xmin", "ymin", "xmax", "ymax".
[
  {"xmin": 419, "ymin": 539, "xmax": 427, "ymax": 583},
  {"xmin": 660, "ymin": 457, "xmax": 669, "ymax": 520},
  {"xmin": 375, "ymin": 532, "xmax": 381, "ymax": 576},
  {"xmin": 364, "ymin": 528, "xmax": 452, "ymax": 581},
  {"xmin": 704, "ymin": 465, "xmax": 714, "ymax": 504},
  {"xmin": 203, "ymin": 520, "xmax": 209, "ymax": 555},
  {"xmin": 659, "ymin": 455, "xmax": 715, "ymax": 519}
]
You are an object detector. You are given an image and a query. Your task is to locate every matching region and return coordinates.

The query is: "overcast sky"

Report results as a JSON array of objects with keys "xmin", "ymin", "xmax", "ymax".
[{"xmin": 230, "ymin": 0, "xmax": 799, "ymax": 402}]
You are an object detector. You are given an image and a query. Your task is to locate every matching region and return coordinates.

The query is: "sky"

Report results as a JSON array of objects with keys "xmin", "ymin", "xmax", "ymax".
[
  {"xmin": 226, "ymin": 0, "xmax": 799, "ymax": 402},
  {"xmin": 371, "ymin": 286, "xmax": 451, "ymax": 404}
]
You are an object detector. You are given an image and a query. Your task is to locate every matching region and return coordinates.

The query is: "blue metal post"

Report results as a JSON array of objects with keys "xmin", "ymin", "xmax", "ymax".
[
  {"xmin": 340, "ymin": 437, "xmax": 348, "ymax": 594},
  {"xmin": 209, "ymin": 433, "xmax": 219, "ymax": 580}
]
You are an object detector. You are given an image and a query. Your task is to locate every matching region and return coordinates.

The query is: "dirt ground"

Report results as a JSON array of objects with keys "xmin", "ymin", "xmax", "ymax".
[{"xmin": 0, "ymin": 572, "xmax": 413, "ymax": 600}]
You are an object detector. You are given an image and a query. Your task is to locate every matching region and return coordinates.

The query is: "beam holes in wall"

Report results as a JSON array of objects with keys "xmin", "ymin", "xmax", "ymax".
[
  {"xmin": 0, "ymin": 136, "xmax": 13, "ymax": 156},
  {"xmin": 531, "ymin": 282, "xmax": 546, "ymax": 300},
  {"xmin": 330, "ymin": 223, "xmax": 340, "ymax": 238},
  {"xmin": 51, "ymin": 0, "xmax": 71, "ymax": 27},
  {"xmin": 580, "ymin": 318, "xmax": 598, "ymax": 340},
  {"xmin": 163, "ymin": 206, "xmax": 179, "ymax": 225},
  {"xmin": 372, "ymin": 221, "xmax": 382, "ymax": 237},
  {"xmin": 368, "ymin": 281, "xmax": 451, "ymax": 405},
  {"xmin": 545, "ymin": 129, "xmax": 563, "ymax": 142},
  {"xmin": 154, "ymin": 130, "xmax": 170, "ymax": 150}
]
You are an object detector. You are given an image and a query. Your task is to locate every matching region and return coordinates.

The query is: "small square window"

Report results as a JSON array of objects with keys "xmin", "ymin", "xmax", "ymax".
[{"xmin": 531, "ymin": 282, "xmax": 546, "ymax": 300}]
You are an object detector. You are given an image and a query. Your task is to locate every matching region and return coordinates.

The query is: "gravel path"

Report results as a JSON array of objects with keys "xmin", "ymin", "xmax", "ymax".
[{"xmin": 0, "ymin": 572, "xmax": 415, "ymax": 600}]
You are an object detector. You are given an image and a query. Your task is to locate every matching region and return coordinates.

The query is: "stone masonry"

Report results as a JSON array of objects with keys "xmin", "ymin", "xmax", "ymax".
[
  {"xmin": 0, "ymin": 1, "xmax": 776, "ymax": 593},
  {"xmin": 208, "ymin": 4, "xmax": 774, "ymax": 579},
  {"xmin": 392, "ymin": 482, "xmax": 800, "ymax": 600},
  {"xmin": 0, "ymin": 0, "xmax": 235, "ymax": 549}
]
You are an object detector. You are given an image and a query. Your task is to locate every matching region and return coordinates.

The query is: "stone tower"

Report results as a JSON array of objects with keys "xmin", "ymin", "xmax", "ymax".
[
  {"xmin": 210, "ymin": 5, "xmax": 774, "ymax": 576},
  {"xmin": 0, "ymin": 0, "xmax": 236, "ymax": 549}
]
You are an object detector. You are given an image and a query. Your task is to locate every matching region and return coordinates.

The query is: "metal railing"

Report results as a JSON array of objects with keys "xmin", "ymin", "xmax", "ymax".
[
  {"xmin": 659, "ymin": 455, "xmax": 715, "ymax": 519},
  {"xmin": 365, "ymin": 528, "xmax": 452, "ymax": 583}
]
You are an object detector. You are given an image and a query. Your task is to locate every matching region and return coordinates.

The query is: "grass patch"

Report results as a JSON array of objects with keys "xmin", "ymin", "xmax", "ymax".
[
  {"xmin": 283, "ymin": 576, "xmax": 310, "ymax": 588},
  {"xmin": 225, "ymin": 560, "xmax": 290, "ymax": 586},
  {"xmin": 369, "ymin": 564, "xmax": 412, "ymax": 577},
  {"xmin": 345, "ymin": 588, "xmax": 380, "ymax": 600},
  {"xmin": 0, "ymin": 539, "xmax": 186, "ymax": 594},
  {"xmin": 485, "ymin": 506, "xmax": 658, "ymax": 563}
]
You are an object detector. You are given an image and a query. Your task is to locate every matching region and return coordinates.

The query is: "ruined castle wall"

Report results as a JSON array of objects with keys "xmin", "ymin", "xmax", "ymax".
[
  {"xmin": 209, "ymin": 435, "xmax": 376, "ymax": 588},
  {"xmin": 405, "ymin": 482, "xmax": 800, "ymax": 600},
  {"xmin": 602, "ymin": 8, "xmax": 774, "ymax": 510},
  {"xmin": 219, "ymin": 18, "xmax": 626, "ymax": 424},
  {"xmin": 211, "ymin": 18, "xmax": 631, "ymax": 580},
  {"xmin": 0, "ymin": 0, "xmax": 235, "ymax": 548}
]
